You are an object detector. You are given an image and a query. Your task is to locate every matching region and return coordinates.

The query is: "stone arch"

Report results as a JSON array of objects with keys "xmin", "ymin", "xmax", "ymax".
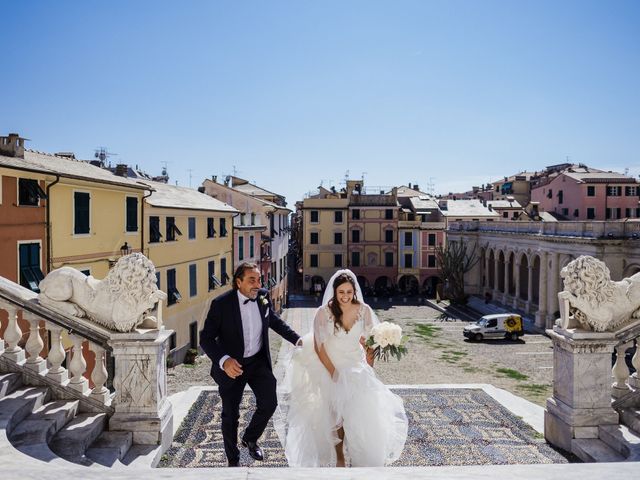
[
  {"xmin": 532, "ymin": 254, "xmax": 541, "ymax": 304},
  {"xmin": 423, "ymin": 276, "xmax": 441, "ymax": 298},
  {"xmin": 623, "ymin": 263, "xmax": 640, "ymax": 278},
  {"xmin": 488, "ymin": 249, "xmax": 496, "ymax": 289},
  {"xmin": 508, "ymin": 251, "xmax": 516, "ymax": 295},
  {"xmin": 356, "ymin": 275, "xmax": 370, "ymax": 296},
  {"xmin": 398, "ymin": 275, "xmax": 419, "ymax": 295},
  {"xmin": 310, "ymin": 275, "xmax": 325, "ymax": 295},
  {"xmin": 374, "ymin": 276, "xmax": 392, "ymax": 295},
  {"xmin": 519, "ymin": 254, "xmax": 529, "ymax": 300},
  {"xmin": 497, "ymin": 250, "xmax": 505, "ymax": 293}
]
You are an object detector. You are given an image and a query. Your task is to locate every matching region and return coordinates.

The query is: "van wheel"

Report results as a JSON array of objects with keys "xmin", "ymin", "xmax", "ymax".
[
  {"xmin": 474, "ymin": 333, "xmax": 483, "ymax": 342},
  {"xmin": 508, "ymin": 332, "xmax": 519, "ymax": 341}
]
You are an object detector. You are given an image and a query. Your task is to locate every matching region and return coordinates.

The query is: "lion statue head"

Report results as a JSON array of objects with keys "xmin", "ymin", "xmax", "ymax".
[
  {"xmin": 106, "ymin": 253, "xmax": 160, "ymax": 307},
  {"xmin": 557, "ymin": 255, "xmax": 640, "ymax": 332},
  {"xmin": 561, "ymin": 256, "xmax": 615, "ymax": 311}
]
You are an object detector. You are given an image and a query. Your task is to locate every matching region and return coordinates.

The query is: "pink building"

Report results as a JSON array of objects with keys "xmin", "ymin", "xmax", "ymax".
[{"xmin": 531, "ymin": 167, "xmax": 640, "ymax": 220}]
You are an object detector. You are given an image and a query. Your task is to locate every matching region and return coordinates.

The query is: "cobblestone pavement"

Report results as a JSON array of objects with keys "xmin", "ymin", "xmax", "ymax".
[{"xmin": 168, "ymin": 304, "xmax": 553, "ymax": 406}]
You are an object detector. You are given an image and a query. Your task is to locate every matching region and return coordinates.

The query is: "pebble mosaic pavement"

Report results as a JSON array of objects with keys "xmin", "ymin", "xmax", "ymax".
[{"xmin": 159, "ymin": 388, "xmax": 571, "ymax": 468}]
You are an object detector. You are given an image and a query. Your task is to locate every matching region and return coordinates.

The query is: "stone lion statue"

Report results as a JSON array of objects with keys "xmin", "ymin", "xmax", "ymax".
[
  {"xmin": 38, "ymin": 253, "xmax": 167, "ymax": 332},
  {"xmin": 558, "ymin": 255, "xmax": 640, "ymax": 332}
]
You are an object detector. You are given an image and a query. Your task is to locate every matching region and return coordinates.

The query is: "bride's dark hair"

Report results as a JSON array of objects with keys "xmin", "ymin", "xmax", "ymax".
[{"xmin": 329, "ymin": 273, "xmax": 359, "ymax": 332}]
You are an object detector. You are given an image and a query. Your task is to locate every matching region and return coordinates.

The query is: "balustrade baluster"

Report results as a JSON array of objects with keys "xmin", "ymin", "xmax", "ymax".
[
  {"xmin": 90, "ymin": 344, "xmax": 110, "ymax": 404},
  {"xmin": 46, "ymin": 324, "xmax": 68, "ymax": 383},
  {"xmin": 612, "ymin": 342, "xmax": 632, "ymax": 398},
  {"xmin": 4, "ymin": 306, "xmax": 25, "ymax": 363},
  {"xmin": 24, "ymin": 312, "xmax": 46, "ymax": 373},
  {"xmin": 68, "ymin": 335, "xmax": 89, "ymax": 393},
  {"xmin": 630, "ymin": 339, "xmax": 640, "ymax": 390}
]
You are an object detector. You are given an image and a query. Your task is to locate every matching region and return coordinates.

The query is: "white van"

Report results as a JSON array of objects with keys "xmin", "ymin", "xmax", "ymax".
[{"xmin": 463, "ymin": 313, "xmax": 524, "ymax": 341}]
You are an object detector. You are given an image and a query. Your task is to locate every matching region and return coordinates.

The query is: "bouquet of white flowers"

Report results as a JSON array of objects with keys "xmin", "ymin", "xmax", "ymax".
[{"xmin": 364, "ymin": 321, "xmax": 408, "ymax": 362}]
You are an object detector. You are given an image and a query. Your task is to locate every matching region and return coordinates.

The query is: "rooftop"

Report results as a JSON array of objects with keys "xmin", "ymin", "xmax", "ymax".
[
  {"xmin": 0, "ymin": 150, "xmax": 151, "ymax": 190},
  {"xmin": 440, "ymin": 199, "xmax": 500, "ymax": 218},
  {"xmin": 145, "ymin": 181, "xmax": 238, "ymax": 212}
]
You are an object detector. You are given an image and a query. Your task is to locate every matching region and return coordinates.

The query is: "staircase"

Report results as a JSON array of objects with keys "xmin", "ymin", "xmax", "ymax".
[
  {"xmin": 0, "ymin": 371, "xmax": 154, "ymax": 467},
  {"xmin": 0, "ymin": 274, "xmax": 173, "ymax": 469}
]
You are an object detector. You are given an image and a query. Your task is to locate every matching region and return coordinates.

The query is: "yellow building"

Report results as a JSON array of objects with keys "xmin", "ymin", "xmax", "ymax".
[
  {"xmin": 0, "ymin": 147, "xmax": 151, "ymax": 280},
  {"xmin": 142, "ymin": 181, "xmax": 238, "ymax": 363},
  {"xmin": 302, "ymin": 190, "xmax": 349, "ymax": 293}
]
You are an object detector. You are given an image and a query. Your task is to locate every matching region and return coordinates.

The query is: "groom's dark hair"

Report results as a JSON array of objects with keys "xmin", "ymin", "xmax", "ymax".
[{"xmin": 233, "ymin": 262, "xmax": 260, "ymax": 290}]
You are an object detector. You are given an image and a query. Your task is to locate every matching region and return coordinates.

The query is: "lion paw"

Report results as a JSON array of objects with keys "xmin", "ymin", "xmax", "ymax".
[{"xmin": 139, "ymin": 316, "xmax": 159, "ymax": 329}]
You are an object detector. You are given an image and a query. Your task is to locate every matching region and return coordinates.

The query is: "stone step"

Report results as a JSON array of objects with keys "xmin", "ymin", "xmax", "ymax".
[
  {"xmin": 10, "ymin": 400, "xmax": 79, "ymax": 447},
  {"xmin": 0, "ymin": 386, "xmax": 50, "ymax": 433},
  {"xmin": 85, "ymin": 431, "xmax": 133, "ymax": 467},
  {"xmin": 0, "ymin": 372, "xmax": 23, "ymax": 399},
  {"xmin": 572, "ymin": 438, "xmax": 625, "ymax": 462},
  {"xmin": 49, "ymin": 412, "xmax": 107, "ymax": 458},
  {"xmin": 619, "ymin": 408, "xmax": 640, "ymax": 437},
  {"xmin": 120, "ymin": 443, "xmax": 163, "ymax": 468},
  {"xmin": 599, "ymin": 424, "xmax": 640, "ymax": 460}
]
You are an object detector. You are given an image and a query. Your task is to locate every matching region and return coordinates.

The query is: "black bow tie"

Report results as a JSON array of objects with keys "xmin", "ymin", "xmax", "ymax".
[{"xmin": 243, "ymin": 297, "xmax": 257, "ymax": 305}]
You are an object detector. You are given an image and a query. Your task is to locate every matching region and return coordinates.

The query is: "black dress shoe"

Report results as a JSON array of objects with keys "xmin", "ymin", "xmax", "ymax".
[
  {"xmin": 241, "ymin": 439, "xmax": 264, "ymax": 461},
  {"xmin": 228, "ymin": 459, "xmax": 240, "ymax": 467}
]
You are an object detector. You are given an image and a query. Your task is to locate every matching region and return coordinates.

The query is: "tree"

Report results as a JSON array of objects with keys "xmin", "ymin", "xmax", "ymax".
[{"xmin": 435, "ymin": 240, "xmax": 479, "ymax": 304}]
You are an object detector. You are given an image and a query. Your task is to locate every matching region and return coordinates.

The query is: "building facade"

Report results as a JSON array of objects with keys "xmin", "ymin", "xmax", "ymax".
[
  {"xmin": 531, "ymin": 167, "xmax": 640, "ymax": 221},
  {"xmin": 143, "ymin": 181, "xmax": 238, "ymax": 363},
  {"xmin": 0, "ymin": 134, "xmax": 150, "ymax": 289},
  {"xmin": 202, "ymin": 176, "xmax": 291, "ymax": 312},
  {"xmin": 447, "ymin": 220, "xmax": 640, "ymax": 328}
]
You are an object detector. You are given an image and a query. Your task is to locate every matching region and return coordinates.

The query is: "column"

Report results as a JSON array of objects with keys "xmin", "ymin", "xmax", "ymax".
[
  {"xmin": 483, "ymin": 252, "xmax": 490, "ymax": 293},
  {"xmin": 537, "ymin": 252, "xmax": 548, "ymax": 328},
  {"xmin": 503, "ymin": 255, "xmax": 510, "ymax": 304},
  {"xmin": 513, "ymin": 260, "xmax": 521, "ymax": 309},
  {"xmin": 493, "ymin": 255, "xmax": 500, "ymax": 298},
  {"xmin": 526, "ymin": 263, "xmax": 534, "ymax": 313},
  {"xmin": 546, "ymin": 252, "xmax": 560, "ymax": 327}
]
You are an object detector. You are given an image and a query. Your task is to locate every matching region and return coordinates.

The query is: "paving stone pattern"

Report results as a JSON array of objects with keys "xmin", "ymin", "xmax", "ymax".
[{"xmin": 159, "ymin": 388, "xmax": 570, "ymax": 468}]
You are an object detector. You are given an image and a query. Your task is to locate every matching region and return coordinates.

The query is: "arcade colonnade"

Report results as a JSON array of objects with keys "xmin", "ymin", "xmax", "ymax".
[{"xmin": 447, "ymin": 223, "xmax": 640, "ymax": 329}]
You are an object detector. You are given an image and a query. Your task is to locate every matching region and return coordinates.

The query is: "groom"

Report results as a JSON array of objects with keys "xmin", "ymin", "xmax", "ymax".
[{"xmin": 200, "ymin": 262, "xmax": 301, "ymax": 467}]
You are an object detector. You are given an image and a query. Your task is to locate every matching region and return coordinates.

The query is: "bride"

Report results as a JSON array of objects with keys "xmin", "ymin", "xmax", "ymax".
[{"xmin": 274, "ymin": 269, "xmax": 408, "ymax": 467}]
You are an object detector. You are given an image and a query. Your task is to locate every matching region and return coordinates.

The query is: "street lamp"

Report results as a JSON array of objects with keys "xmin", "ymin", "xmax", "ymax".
[{"xmin": 120, "ymin": 242, "xmax": 132, "ymax": 256}]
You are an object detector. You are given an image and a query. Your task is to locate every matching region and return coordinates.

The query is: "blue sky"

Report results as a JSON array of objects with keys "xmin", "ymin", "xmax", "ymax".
[{"xmin": 2, "ymin": 0, "xmax": 639, "ymax": 205}]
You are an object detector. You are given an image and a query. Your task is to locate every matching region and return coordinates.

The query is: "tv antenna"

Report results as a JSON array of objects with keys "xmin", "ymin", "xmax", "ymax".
[
  {"xmin": 94, "ymin": 147, "xmax": 117, "ymax": 167},
  {"xmin": 187, "ymin": 169, "xmax": 193, "ymax": 188}
]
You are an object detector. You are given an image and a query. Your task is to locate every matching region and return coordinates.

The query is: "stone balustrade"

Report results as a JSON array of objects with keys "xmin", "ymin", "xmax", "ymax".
[
  {"xmin": 0, "ymin": 274, "xmax": 173, "ymax": 447},
  {"xmin": 545, "ymin": 318, "xmax": 640, "ymax": 457},
  {"xmin": 449, "ymin": 219, "xmax": 640, "ymax": 239}
]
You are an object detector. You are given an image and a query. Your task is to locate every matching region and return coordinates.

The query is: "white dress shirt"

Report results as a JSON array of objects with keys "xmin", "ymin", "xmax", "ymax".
[{"xmin": 219, "ymin": 290, "xmax": 264, "ymax": 370}]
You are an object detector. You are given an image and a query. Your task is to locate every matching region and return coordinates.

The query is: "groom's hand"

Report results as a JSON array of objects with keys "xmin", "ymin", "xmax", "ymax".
[{"xmin": 223, "ymin": 358, "xmax": 243, "ymax": 379}]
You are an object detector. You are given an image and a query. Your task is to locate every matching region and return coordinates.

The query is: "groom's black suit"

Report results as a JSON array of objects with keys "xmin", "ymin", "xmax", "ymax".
[{"xmin": 200, "ymin": 287, "xmax": 300, "ymax": 463}]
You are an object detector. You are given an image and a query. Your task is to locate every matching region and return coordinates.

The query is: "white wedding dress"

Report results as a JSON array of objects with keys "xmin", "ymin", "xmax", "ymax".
[{"xmin": 274, "ymin": 303, "xmax": 408, "ymax": 467}]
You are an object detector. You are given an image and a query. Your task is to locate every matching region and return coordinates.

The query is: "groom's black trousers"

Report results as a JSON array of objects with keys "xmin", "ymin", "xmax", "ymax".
[{"xmin": 219, "ymin": 350, "xmax": 277, "ymax": 463}]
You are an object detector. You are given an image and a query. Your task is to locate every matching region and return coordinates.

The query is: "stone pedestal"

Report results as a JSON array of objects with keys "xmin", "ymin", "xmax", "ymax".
[
  {"xmin": 544, "ymin": 326, "xmax": 619, "ymax": 452},
  {"xmin": 108, "ymin": 329, "xmax": 174, "ymax": 447}
]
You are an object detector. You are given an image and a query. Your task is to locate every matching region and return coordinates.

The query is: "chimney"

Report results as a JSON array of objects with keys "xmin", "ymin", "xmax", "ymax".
[
  {"xmin": 0, "ymin": 133, "xmax": 27, "ymax": 158},
  {"xmin": 413, "ymin": 184, "xmax": 419, "ymax": 191},
  {"xmin": 212, "ymin": 175, "xmax": 217, "ymax": 183},
  {"xmin": 115, "ymin": 164, "xmax": 129, "ymax": 177}
]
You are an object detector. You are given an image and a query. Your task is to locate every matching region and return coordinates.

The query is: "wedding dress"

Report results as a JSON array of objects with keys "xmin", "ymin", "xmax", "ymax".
[{"xmin": 274, "ymin": 303, "xmax": 408, "ymax": 467}]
